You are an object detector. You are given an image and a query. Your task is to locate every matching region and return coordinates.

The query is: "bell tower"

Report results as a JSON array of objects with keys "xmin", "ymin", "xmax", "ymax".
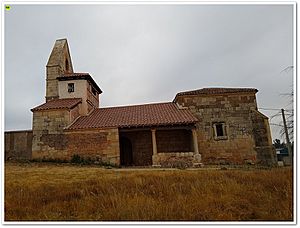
[{"xmin": 45, "ymin": 38, "xmax": 74, "ymax": 102}]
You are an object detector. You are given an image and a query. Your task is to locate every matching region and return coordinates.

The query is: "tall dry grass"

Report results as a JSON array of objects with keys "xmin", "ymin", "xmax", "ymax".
[{"xmin": 5, "ymin": 162, "xmax": 293, "ymax": 221}]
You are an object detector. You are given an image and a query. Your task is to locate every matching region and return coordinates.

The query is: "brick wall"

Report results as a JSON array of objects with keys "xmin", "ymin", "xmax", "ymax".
[
  {"xmin": 5, "ymin": 130, "xmax": 32, "ymax": 160},
  {"xmin": 65, "ymin": 128, "xmax": 120, "ymax": 165},
  {"xmin": 175, "ymin": 93, "xmax": 271, "ymax": 165}
]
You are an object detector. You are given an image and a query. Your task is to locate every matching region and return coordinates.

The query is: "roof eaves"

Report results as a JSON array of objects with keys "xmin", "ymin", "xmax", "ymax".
[
  {"xmin": 173, "ymin": 88, "xmax": 258, "ymax": 102},
  {"xmin": 31, "ymin": 98, "xmax": 82, "ymax": 112},
  {"xmin": 57, "ymin": 74, "xmax": 102, "ymax": 94}
]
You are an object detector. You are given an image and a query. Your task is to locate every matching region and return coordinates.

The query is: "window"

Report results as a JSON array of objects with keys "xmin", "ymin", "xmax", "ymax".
[
  {"xmin": 68, "ymin": 83, "xmax": 74, "ymax": 93},
  {"xmin": 213, "ymin": 122, "xmax": 228, "ymax": 140}
]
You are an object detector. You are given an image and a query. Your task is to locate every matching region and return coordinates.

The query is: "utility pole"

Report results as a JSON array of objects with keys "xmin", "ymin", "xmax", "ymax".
[{"xmin": 281, "ymin": 109, "xmax": 292, "ymax": 163}]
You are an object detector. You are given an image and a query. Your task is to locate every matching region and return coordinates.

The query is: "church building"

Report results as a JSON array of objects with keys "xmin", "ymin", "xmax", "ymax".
[{"xmin": 7, "ymin": 39, "xmax": 277, "ymax": 167}]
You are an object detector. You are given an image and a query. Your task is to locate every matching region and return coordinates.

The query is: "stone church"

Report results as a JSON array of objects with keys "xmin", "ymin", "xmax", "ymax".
[{"xmin": 5, "ymin": 39, "xmax": 277, "ymax": 166}]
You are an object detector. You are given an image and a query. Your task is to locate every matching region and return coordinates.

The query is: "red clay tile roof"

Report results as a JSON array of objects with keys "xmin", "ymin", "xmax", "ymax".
[
  {"xmin": 174, "ymin": 87, "xmax": 258, "ymax": 101},
  {"xmin": 176, "ymin": 87, "xmax": 258, "ymax": 96},
  {"xmin": 68, "ymin": 102, "xmax": 198, "ymax": 130},
  {"xmin": 31, "ymin": 98, "xmax": 82, "ymax": 111},
  {"xmin": 57, "ymin": 72, "xmax": 102, "ymax": 94}
]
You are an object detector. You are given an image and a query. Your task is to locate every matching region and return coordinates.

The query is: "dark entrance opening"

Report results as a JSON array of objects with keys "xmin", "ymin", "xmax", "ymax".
[{"xmin": 120, "ymin": 137, "xmax": 133, "ymax": 166}]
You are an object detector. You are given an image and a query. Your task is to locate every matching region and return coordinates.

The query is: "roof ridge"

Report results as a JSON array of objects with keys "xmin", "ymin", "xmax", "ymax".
[
  {"xmin": 31, "ymin": 98, "xmax": 82, "ymax": 112},
  {"xmin": 61, "ymin": 72, "xmax": 89, "ymax": 75},
  {"xmin": 179, "ymin": 87, "xmax": 257, "ymax": 92},
  {"xmin": 175, "ymin": 87, "xmax": 258, "ymax": 95},
  {"xmin": 97, "ymin": 102, "xmax": 173, "ymax": 110}
]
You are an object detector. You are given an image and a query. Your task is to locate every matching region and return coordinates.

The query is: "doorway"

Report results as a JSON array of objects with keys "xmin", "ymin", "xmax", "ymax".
[{"xmin": 120, "ymin": 137, "xmax": 133, "ymax": 166}]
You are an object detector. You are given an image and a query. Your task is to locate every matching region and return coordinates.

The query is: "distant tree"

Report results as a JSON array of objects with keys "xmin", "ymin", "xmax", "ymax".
[
  {"xmin": 273, "ymin": 139, "xmax": 286, "ymax": 149},
  {"xmin": 280, "ymin": 66, "xmax": 294, "ymax": 142}
]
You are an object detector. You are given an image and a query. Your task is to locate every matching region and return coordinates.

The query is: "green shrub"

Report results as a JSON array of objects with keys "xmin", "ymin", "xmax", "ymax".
[{"xmin": 71, "ymin": 154, "xmax": 83, "ymax": 164}]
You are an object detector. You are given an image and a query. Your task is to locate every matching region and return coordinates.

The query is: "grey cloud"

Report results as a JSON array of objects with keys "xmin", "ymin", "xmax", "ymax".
[{"xmin": 4, "ymin": 4, "xmax": 294, "ymax": 141}]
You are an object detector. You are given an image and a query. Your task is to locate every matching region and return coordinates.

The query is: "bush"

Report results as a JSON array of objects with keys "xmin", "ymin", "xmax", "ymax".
[
  {"xmin": 70, "ymin": 155, "xmax": 93, "ymax": 165},
  {"xmin": 71, "ymin": 154, "xmax": 82, "ymax": 164}
]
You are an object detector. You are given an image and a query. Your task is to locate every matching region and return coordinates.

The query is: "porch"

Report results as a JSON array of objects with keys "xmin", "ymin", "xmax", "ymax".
[{"xmin": 119, "ymin": 125, "xmax": 201, "ymax": 167}]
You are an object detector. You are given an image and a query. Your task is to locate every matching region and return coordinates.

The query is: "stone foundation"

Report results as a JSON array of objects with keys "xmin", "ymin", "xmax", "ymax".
[{"xmin": 152, "ymin": 152, "xmax": 201, "ymax": 168}]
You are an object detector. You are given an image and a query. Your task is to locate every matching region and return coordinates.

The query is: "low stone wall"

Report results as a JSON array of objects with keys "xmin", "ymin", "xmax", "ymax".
[
  {"xmin": 5, "ymin": 130, "xmax": 32, "ymax": 160},
  {"xmin": 152, "ymin": 152, "xmax": 200, "ymax": 168}
]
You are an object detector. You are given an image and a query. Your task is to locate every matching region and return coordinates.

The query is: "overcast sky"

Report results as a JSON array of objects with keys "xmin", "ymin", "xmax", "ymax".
[{"xmin": 4, "ymin": 4, "xmax": 294, "ymax": 141}]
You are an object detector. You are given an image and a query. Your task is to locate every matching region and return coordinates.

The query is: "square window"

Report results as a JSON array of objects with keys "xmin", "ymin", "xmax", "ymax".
[
  {"xmin": 68, "ymin": 83, "xmax": 74, "ymax": 93},
  {"xmin": 213, "ymin": 122, "xmax": 228, "ymax": 140}
]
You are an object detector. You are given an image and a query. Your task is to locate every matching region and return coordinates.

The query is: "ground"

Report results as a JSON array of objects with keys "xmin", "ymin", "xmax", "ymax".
[{"xmin": 5, "ymin": 162, "xmax": 293, "ymax": 221}]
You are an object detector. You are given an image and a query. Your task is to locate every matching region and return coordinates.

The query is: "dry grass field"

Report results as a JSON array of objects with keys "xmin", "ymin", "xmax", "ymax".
[{"xmin": 5, "ymin": 162, "xmax": 293, "ymax": 221}]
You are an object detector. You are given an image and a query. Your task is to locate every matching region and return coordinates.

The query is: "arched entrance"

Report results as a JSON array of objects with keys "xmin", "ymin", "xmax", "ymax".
[{"xmin": 120, "ymin": 137, "xmax": 133, "ymax": 166}]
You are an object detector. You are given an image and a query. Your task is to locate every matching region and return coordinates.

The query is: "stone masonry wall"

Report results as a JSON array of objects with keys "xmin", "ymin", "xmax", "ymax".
[
  {"xmin": 120, "ymin": 131, "xmax": 153, "ymax": 166},
  {"xmin": 121, "ymin": 129, "xmax": 195, "ymax": 167},
  {"xmin": 5, "ymin": 130, "xmax": 33, "ymax": 160},
  {"xmin": 46, "ymin": 39, "xmax": 74, "ymax": 102},
  {"xmin": 156, "ymin": 129, "xmax": 192, "ymax": 152},
  {"xmin": 32, "ymin": 108, "xmax": 120, "ymax": 164},
  {"xmin": 32, "ymin": 109, "xmax": 70, "ymax": 160},
  {"xmin": 70, "ymin": 104, "xmax": 81, "ymax": 122},
  {"xmin": 153, "ymin": 152, "xmax": 195, "ymax": 168},
  {"xmin": 251, "ymin": 110, "xmax": 277, "ymax": 165},
  {"xmin": 65, "ymin": 128, "xmax": 120, "ymax": 165},
  {"xmin": 175, "ymin": 93, "xmax": 259, "ymax": 165},
  {"xmin": 58, "ymin": 80, "xmax": 89, "ymax": 115},
  {"xmin": 87, "ymin": 81, "xmax": 99, "ymax": 109},
  {"xmin": 46, "ymin": 66, "xmax": 62, "ymax": 101}
]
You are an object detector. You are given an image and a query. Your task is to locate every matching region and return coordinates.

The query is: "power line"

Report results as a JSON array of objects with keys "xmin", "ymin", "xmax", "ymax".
[
  {"xmin": 270, "ymin": 112, "xmax": 282, "ymax": 120},
  {"xmin": 259, "ymin": 107, "xmax": 282, "ymax": 111},
  {"xmin": 285, "ymin": 110, "xmax": 294, "ymax": 113},
  {"xmin": 270, "ymin": 123, "xmax": 284, "ymax": 127},
  {"xmin": 259, "ymin": 107, "xmax": 293, "ymax": 111}
]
